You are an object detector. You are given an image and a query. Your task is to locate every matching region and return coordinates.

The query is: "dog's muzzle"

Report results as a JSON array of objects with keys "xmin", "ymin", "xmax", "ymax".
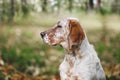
[{"xmin": 40, "ymin": 32, "xmax": 45, "ymax": 38}]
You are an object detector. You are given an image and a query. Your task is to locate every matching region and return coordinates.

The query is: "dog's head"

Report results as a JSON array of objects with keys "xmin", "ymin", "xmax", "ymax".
[{"xmin": 40, "ymin": 18, "xmax": 85, "ymax": 51}]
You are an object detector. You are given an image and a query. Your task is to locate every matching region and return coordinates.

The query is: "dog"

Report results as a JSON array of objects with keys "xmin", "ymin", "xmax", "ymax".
[{"xmin": 40, "ymin": 18, "xmax": 106, "ymax": 80}]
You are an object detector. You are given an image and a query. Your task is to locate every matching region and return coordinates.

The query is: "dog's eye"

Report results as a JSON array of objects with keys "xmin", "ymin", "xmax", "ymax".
[{"xmin": 57, "ymin": 25, "xmax": 62, "ymax": 28}]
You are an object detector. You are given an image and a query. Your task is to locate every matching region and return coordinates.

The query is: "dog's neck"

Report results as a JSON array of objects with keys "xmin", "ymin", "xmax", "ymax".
[
  {"xmin": 61, "ymin": 34, "xmax": 90, "ymax": 56},
  {"xmin": 79, "ymin": 35, "xmax": 90, "ymax": 54}
]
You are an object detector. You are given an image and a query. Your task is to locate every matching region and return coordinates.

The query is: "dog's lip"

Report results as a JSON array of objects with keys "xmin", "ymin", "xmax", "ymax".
[
  {"xmin": 41, "ymin": 37, "xmax": 58, "ymax": 46},
  {"xmin": 51, "ymin": 44, "xmax": 57, "ymax": 46},
  {"xmin": 42, "ymin": 40, "xmax": 57, "ymax": 46}
]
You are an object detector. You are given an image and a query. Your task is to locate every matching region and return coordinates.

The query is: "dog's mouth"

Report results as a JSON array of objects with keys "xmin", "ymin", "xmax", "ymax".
[
  {"xmin": 41, "ymin": 37, "xmax": 57, "ymax": 46},
  {"xmin": 51, "ymin": 44, "xmax": 57, "ymax": 46}
]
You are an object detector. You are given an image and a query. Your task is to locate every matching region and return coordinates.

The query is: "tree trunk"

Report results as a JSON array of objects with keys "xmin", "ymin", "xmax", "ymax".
[
  {"xmin": 89, "ymin": 0, "xmax": 94, "ymax": 10},
  {"xmin": 97, "ymin": 0, "xmax": 101, "ymax": 9},
  {"xmin": 68, "ymin": 0, "xmax": 73, "ymax": 12},
  {"xmin": 42, "ymin": 0, "xmax": 47, "ymax": 12},
  {"xmin": 10, "ymin": 0, "xmax": 15, "ymax": 21},
  {"xmin": 57, "ymin": 0, "xmax": 61, "ymax": 13},
  {"xmin": 1, "ymin": 0, "xmax": 5, "ymax": 23},
  {"xmin": 21, "ymin": 0, "xmax": 28, "ymax": 15}
]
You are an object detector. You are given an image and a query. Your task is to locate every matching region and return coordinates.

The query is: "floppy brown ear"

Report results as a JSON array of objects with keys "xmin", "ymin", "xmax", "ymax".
[{"xmin": 68, "ymin": 19, "xmax": 85, "ymax": 49}]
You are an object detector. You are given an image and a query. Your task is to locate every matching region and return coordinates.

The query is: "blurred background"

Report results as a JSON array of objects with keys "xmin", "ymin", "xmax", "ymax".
[{"xmin": 0, "ymin": 0, "xmax": 120, "ymax": 80}]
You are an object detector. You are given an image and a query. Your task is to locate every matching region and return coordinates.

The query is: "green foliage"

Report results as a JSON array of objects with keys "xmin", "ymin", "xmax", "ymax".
[
  {"xmin": 0, "ymin": 70, "xmax": 4, "ymax": 80},
  {"xmin": 110, "ymin": 33, "xmax": 120, "ymax": 62},
  {"xmin": 96, "ymin": 43, "xmax": 106, "ymax": 53}
]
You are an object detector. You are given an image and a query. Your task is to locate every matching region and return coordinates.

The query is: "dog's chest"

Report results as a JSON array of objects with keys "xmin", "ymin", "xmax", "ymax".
[{"xmin": 59, "ymin": 53, "xmax": 97, "ymax": 79}]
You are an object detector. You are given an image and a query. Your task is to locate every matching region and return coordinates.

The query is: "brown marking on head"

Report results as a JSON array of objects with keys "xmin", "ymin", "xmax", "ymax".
[
  {"xmin": 45, "ymin": 28, "xmax": 56, "ymax": 44},
  {"xmin": 68, "ymin": 19, "xmax": 85, "ymax": 50}
]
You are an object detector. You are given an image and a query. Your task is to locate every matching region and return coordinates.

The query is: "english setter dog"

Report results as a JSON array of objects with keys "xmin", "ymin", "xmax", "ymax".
[{"xmin": 40, "ymin": 18, "xmax": 106, "ymax": 80}]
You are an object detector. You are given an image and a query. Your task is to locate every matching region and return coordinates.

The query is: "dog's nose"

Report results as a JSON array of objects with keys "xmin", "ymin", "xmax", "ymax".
[{"xmin": 40, "ymin": 32, "xmax": 45, "ymax": 38}]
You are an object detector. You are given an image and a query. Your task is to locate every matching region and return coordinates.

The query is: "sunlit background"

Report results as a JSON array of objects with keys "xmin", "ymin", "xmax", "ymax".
[{"xmin": 0, "ymin": 0, "xmax": 120, "ymax": 80}]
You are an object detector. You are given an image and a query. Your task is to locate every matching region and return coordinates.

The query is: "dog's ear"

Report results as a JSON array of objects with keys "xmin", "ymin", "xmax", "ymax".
[{"xmin": 68, "ymin": 19, "xmax": 85, "ymax": 50}]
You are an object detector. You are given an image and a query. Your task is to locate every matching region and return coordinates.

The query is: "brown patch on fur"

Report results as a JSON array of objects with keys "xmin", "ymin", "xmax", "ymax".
[
  {"xmin": 77, "ymin": 47, "xmax": 80, "ymax": 51},
  {"xmin": 68, "ymin": 19, "xmax": 85, "ymax": 50},
  {"xmin": 66, "ymin": 57, "xmax": 74, "ymax": 67},
  {"xmin": 72, "ymin": 76, "xmax": 78, "ymax": 80},
  {"xmin": 68, "ymin": 60, "xmax": 74, "ymax": 67},
  {"xmin": 47, "ymin": 30, "xmax": 55, "ymax": 44},
  {"xmin": 68, "ymin": 19, "xmax": 85, "ymax": 53},
  {"xmin": 69, "ymin": 19, "xmax": 85, "ymax": 45},
  {"xmin": 79, "ymin": 55, "xmax": 83, "ymax": 59},
  {"xmin": 67, "ymin": 70, "xmax": 72, "ymax": 77}
]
